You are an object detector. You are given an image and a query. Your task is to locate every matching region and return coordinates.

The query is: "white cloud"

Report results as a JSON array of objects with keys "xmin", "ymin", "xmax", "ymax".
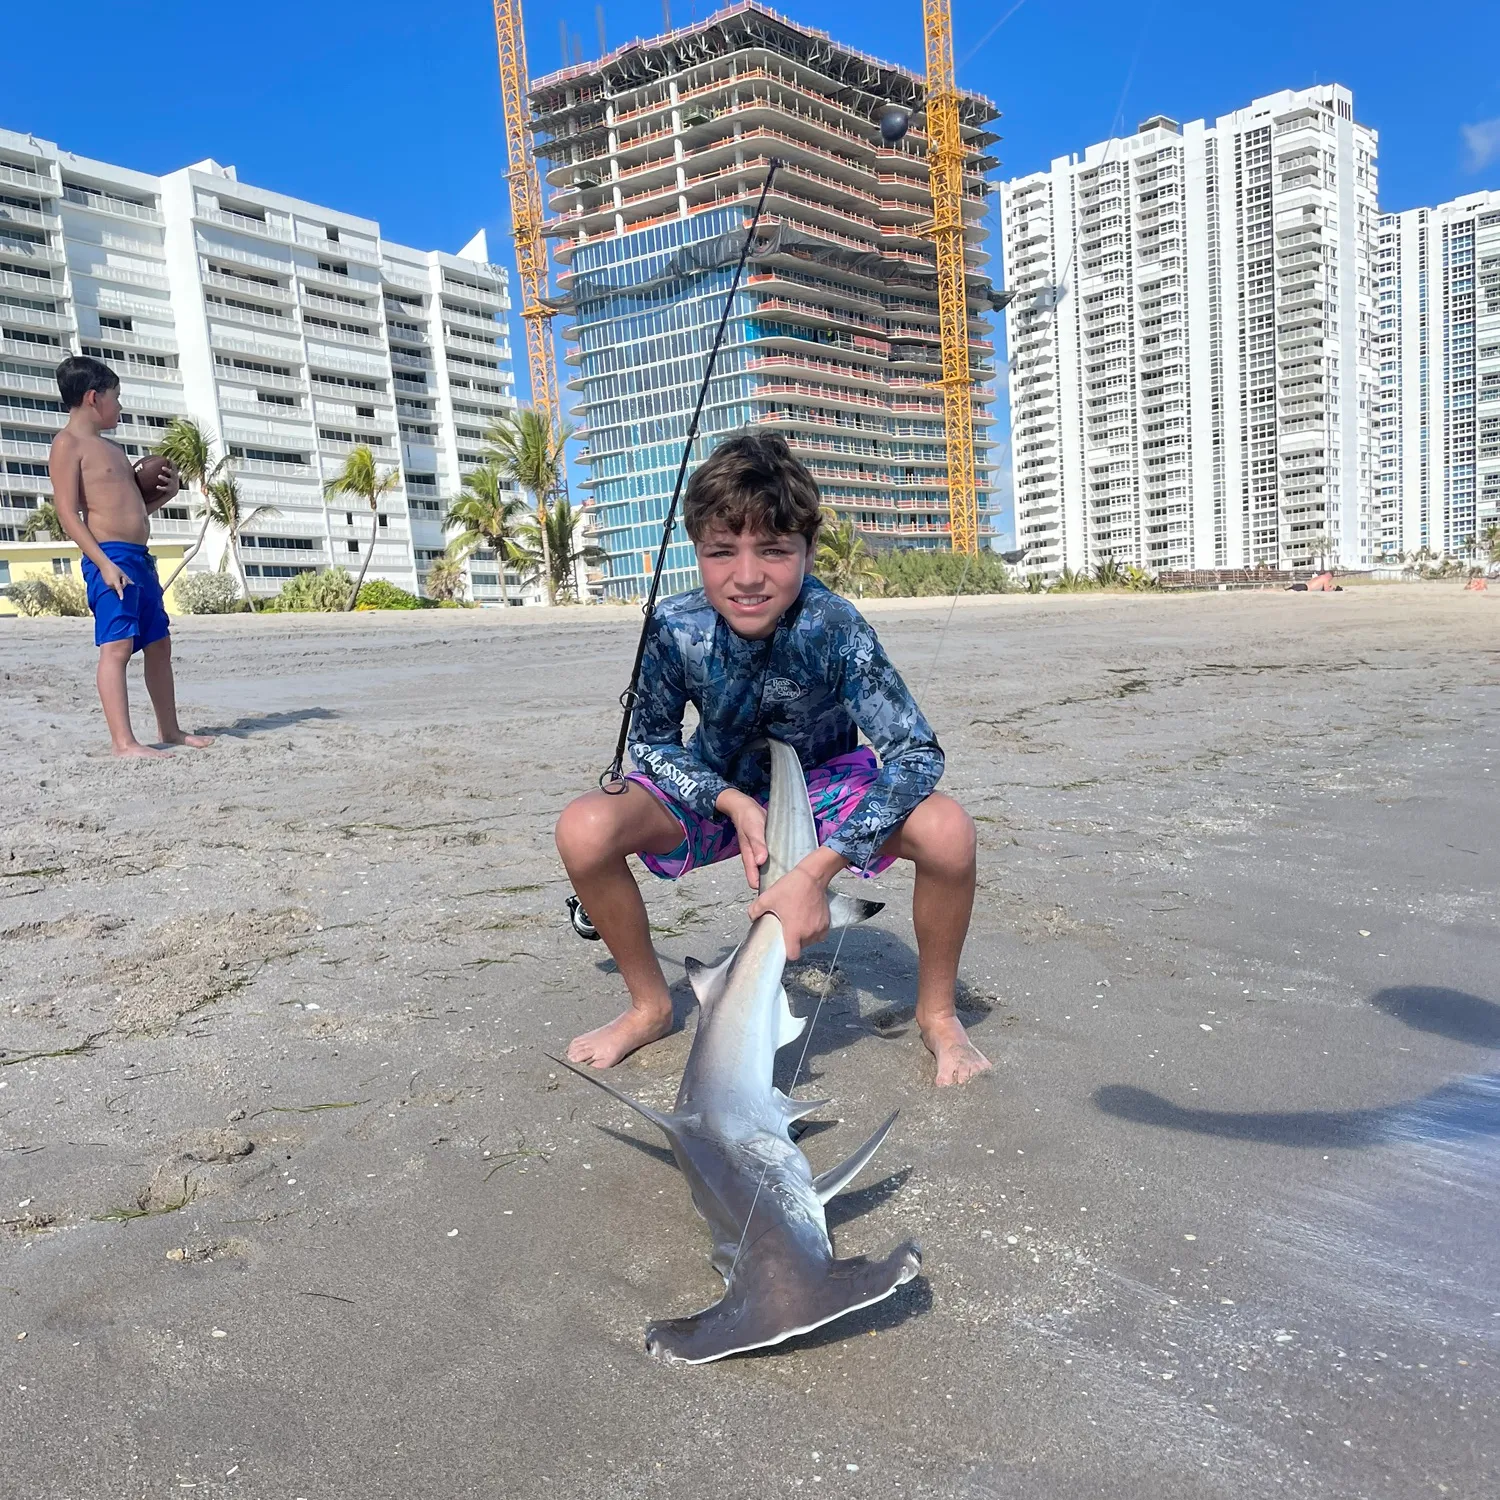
[{"xmin": 1460, "ymin": 118, "xmax": 1500, "ymax": 173}]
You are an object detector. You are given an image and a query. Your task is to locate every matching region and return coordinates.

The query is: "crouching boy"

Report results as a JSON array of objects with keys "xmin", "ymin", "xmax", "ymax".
[{"xmin": 554, "ymin": 432, "xmax": 989, "ymax": 1087}]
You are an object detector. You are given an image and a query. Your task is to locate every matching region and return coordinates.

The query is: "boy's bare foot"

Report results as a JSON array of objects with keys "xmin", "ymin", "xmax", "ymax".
[
  {"xmin": 567, "ymin": 1005, "xmax": 672, "ymax": 1069},
  {"xmin": 919, "ymin": 1014, "xmax": 993, "ymax": 1087},
  {"xmin": 162, "ymin": 731, "xmax": 214, "ymax": 748},
  {"xmin": 113, "ymin": 743, "xmax": 173, "ymax": 759}
]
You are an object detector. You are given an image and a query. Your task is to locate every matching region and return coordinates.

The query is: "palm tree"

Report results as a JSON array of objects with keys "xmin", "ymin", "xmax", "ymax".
[
  {"xmin": 323, "ymin": 446, "xmax": 400, "ymax": 612},
  {"xmin": 445, "ymin": 461, "xmax": 530, "ymax": 607},
  {"xmin": 21, "ymin": 501, "xmax": 66, "ymax": 542},
  {"xmin": 484, "ymin": 407, "xmax": 572, "ymax": 605},
  {"xmin": 814, "ymin": 510, "xmax": 882, "ymax": 598},
  {"xmin": 424, "ymin": 555, "xmax": 467, "ymax": 603},
  {"xmin": 198, "ymin": 473, "xmax": 278, "ymax": 605},
  {"xmin": 155, "ymin": 417, "xmax": 229, "ymax": 587},
  {"xmin": 1092, "ymin": 557, "xmax": 1125, "ymax": 588},
  {"xmin": 514, "ymin": 497, "xmax": 607, "ymax": 603}
]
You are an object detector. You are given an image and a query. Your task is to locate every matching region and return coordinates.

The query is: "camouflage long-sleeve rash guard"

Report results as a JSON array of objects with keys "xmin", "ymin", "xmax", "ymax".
[{"xmin": 628, "ymin": 576, "xmax": 944, "ymax": 870}]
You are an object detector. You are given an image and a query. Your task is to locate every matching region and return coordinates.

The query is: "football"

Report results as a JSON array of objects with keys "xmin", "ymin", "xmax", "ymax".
[{"xmin": 134, "ymin": 455, "xmax": 175, "ymax": 499}]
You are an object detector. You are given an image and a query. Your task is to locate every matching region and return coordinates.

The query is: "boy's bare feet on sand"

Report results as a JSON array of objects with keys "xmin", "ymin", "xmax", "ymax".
[
  {"xmin": 113, "ymin": 743, "xmax": 173, "ymax": 759},
  {"xmin": 162, "ymin": 731, "xmax": 214, "ymax": 748},
  {"xmin": 919, "ymin": 1014, "xmax": 993, "ymax": 1087},
  {"xmin": 567, "ymin": 1004, "xmax": 672, "ymax": 1069}
]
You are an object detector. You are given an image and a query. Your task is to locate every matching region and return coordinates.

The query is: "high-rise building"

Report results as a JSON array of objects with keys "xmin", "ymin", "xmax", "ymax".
[
  {"xmin": 1374, "ymin": 191, "xmax": 1500, "ymax": 560},
  {"xmin": 0, "ymin": 127, "xmax": 530, "ymax": 604},
  {"xmin": 1000, "ymin": 85, "xmax": 1379, "ymax": 578},
  {"xmin": 528, "ymin": 2, "xmax": 1003, "ymax": 599}
]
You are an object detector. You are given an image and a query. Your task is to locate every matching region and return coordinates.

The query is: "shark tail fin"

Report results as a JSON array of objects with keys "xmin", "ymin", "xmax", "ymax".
[
  {"xmin": 645, "ymin": 1239, "xmax": 922, "ymax": 1365},
  {"xmin": 812, "ymin": 1110, "xmax": 899, "ymax": 1204},
  {"xmin": 827, "ymin": 892, "xmax": 885, "ymax": 930},
  {"xmin": 545, "ymin": 1053, "xmax": 686, "ymax": 1139}
]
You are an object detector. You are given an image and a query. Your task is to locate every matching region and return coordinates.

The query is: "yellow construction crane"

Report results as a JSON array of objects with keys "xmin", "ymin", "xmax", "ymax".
[
  {"xmin": 921, "ymin": 0, "xmax": 980, "ymax": 555},
  {"xmin": 492, "ymin": 0, "xmax": 560, "ymax": 427}
]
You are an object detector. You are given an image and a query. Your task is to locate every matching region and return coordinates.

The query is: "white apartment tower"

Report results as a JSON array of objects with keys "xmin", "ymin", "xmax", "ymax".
[
  {"xmin": 0, "ymin": 128, "xmax": 526, "ymax": 604},
  {"xmin": 1000, "ymin": 86, "xmax": 1379, "ymax": 578},
  {"xmin": 1374, "ymin": 192, "xmax": 1500, "ymax": 559}
]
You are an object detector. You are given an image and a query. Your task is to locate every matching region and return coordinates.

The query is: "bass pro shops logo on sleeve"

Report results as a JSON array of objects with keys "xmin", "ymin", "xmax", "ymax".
[{"xmin": 630, "ymin": 743, "xmax": 700, "ymax": 799}]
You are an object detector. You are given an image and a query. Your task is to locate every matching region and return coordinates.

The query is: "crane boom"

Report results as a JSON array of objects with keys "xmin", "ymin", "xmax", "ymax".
[
  {"xmin": 922, "ymin": 0, "xmax": 980, "ymax": 555},
  {"xmin": 492, "ymin": 0, "xmax": 559, "ymax": 426}
]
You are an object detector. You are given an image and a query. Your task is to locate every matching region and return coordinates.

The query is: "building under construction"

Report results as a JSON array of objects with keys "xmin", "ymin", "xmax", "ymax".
[{"xmin": 528, "ymin": 2, "xmax": 1002, "ymax": 597}]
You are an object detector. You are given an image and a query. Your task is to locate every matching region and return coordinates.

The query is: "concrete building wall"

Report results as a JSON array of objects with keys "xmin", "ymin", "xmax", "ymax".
[
  {"xmin": 1375, "ymin": 191, "xmax": 1500, "ymax": 560},
  {"xmin": 0, "ymin": 127, "xmax": 524, "ymax": 605},
  {"xmin": 1000, "ymin": 85, "xmax": 1379, "ymax": 579}
]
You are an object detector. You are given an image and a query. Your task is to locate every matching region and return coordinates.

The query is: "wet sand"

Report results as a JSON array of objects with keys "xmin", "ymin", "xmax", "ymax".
[{"xmin": 2, "ymin": 585, "xmax": 1497, "ymax": 1498}]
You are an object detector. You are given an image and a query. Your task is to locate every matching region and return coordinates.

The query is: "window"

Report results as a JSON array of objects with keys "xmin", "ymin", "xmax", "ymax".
[
  {"xmin": 326, "ymin": 226, "xmax": 340, "ymax": 243},
  {"xmin": 0, "ymin": 560, "xmax": 9, "ymax": 585},
  {"xmin": 53, "ymin": 557, "xmax": 72, "ymax": 575},
  {"xmin": 98, "ymin": 316, "xmax": 133, "ymax": 332},
  {"xmin": 356, "ymin": 406, "xmax": 375, "ymax": 418},
  {"xmin": 347, "ymin": 539, "xmax": 359, "ymax": 553}
]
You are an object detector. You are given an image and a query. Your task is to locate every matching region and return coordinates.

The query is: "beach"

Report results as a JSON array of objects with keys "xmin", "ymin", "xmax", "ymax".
[{"xmin": 2, "ymin": 584, "xmax": 1497, "ymax": 1499}]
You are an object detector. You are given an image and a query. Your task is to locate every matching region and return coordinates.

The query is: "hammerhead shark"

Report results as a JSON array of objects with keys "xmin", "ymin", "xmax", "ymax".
[{"xmin": 556, "ymin": 740, "xmax": 921, "ymax": 1363}]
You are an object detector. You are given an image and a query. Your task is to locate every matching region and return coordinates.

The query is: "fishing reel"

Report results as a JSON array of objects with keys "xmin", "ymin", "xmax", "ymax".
[{"xmin": 566, "ymin": 894, "xmax": 600, "ymax": 941}]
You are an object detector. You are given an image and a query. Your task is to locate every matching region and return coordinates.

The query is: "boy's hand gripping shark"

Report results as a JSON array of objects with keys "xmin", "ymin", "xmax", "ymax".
[{"xmin": 555, "ymin": 740, "xmax": 921, "ymax": 1364}]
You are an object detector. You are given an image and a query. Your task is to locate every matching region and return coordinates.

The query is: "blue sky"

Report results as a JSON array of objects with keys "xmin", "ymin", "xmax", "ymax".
[{"xmin": 7, "ymin": 0, "xmax": 1498, "ymax": 542}]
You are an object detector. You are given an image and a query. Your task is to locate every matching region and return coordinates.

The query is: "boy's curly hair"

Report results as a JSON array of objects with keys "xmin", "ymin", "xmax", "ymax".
[{"xmin": 683, "ymin": 431, "xmax": 822, "ymax": 546}]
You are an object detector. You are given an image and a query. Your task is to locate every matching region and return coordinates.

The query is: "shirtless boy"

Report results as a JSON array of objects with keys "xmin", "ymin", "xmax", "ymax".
[
  {"xmin": 555, "ymin": 432, "xmax": 991, "ymax": 1087},
  {"xmin": 48, "ymin": 355, "xmax": 212, "ymax": 758}
]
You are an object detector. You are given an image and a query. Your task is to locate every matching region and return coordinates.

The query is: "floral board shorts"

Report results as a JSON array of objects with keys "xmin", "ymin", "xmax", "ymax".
[{"xmin": 628, "ymin": 746, "xmax": 898, "ymax": 881}]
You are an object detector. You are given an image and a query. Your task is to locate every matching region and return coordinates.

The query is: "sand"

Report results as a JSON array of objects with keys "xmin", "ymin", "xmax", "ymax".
[{"xmin": 1, "ymin": 584, "xmax": 1496, "ymax": 1498}]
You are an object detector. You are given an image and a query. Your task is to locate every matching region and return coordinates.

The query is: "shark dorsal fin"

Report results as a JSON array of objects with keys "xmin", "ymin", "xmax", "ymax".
[{"xmin": 683, "ymin": 952, "xmax": 735, "ymax": 1009}]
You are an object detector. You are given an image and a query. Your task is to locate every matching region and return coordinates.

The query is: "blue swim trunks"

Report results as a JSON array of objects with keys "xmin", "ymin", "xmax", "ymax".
[{"xmin": 80, "ymin": 541, "xmax": 170, "ymax": 652}]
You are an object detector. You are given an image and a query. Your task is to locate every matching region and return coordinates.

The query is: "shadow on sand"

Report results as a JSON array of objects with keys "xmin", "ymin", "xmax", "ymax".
[
  {"xmin": 1093, "ymin": 986, "xmax": 1500, "ymax": 1148},
  {"xmin": 199, "ymin": 706, "xmax": 338, "ymax": 738}
]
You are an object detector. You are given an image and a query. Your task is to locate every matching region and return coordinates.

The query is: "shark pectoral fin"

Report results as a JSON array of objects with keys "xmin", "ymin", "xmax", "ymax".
[
  {"xmin": 827, "ymin": 892, "xmax": 885, "ymax": 930},
  {"xmin": 683, "ymin": 952, "xmax": 736, "ymax": 1009},
  {"xmin": 545, "ymin": 1054, "xmax": 686, "ymax": 1141},
  {"xmin": 812, "ymin": 1110, "xmax": 900, "ymax": 1204},
  {"xmin": 772, "ymin": 1088, "xmax": 831, "ymax": 1125},
  {"xmin": 776, "ymin": 986, "xmax": 807, "ymax": 1049},
  {"xmin": 645, "ymin": 1238, "xmax": 923, "ymax": 1365}
]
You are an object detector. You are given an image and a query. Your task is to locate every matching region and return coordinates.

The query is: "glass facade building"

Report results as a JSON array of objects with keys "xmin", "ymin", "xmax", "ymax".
[{"xmin": 531, "ymin": 3, "xmax": 1002, "ymax": 599}]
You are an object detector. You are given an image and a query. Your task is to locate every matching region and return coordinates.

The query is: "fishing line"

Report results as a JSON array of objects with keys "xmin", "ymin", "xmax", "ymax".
[{"xmin": 600, "ymin": 161, "xmax": 783, "ymax": 794}]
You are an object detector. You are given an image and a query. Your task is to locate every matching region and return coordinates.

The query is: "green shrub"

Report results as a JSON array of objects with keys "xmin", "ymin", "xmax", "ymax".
[
  {"xmin": 354, "ymin": 578, "xmax": 421, "ymax": 610},
  {"xmin": 174, "ymin": 571, "xmax": 244, "ymax": 615},
  {"xmin": 2, "ymin": 576, "xmax": 88, "ymax": 616},
  {"xmin": 265, "ymin": 567, "xmax": 353, "ymax": 612},
  {"xmin": 872, "ymin": 549, "xmax": 1016, "ymax": 598},
  {"xmin": 4, "ymin": 579, "xmax": 58, "ymax": 616}
]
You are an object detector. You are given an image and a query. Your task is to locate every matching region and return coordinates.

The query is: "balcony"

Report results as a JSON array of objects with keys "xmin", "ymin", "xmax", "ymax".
[
  {"xmin": 383, "ymin": 265, "xmax": 429, "ymax": 292},
  {"xmin": 217, "ymin": 365, "xmax": 305, "ymax": 394},
  {"xmin": 303, "ymin": 321, "xmax": 384, "ymax": 350},
  {"xmin": 0, "ymin": 234, "xmax": 64, "ymax": 268},
  {"xmin": 2, "ymin": 304, "xmax": 71, "ymax": 334},
  {"xmin": 62, "ymin": 186, "xmax": 160, "ymax": 224},
  {"xmin": 0, "ymin": 162, "xmax": 57, "ymax": 196},
  {"xmin": 296, "ymin": 234, "xmax": 380, "ymax": 265},
  {"xmin": 77, "ymin": 260, "xmax": 172, "ymax": 293},
  {"xmin": 0, "ymin": 199, "xmax": 61, "ymax": 236},
  {"xmin": 202, "ymin": 270, "xmax": 294, "ymax": 305},
  {"xmin": 207, "ymin": 300, "xmax": 297, "ymax": 334},
  {"xmin": 198, "ymin": 207, "xmax": 290, "ymax": 241}
]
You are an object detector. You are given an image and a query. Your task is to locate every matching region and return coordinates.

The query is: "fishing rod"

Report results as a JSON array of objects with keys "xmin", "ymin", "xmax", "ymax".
[
  {"xmin": 600, "ymin": 159, "xmax": 783, "ymax": 795},
  {"xmin": 564, "ymin": 159, "xmax": 783, "ymax": 940}
]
